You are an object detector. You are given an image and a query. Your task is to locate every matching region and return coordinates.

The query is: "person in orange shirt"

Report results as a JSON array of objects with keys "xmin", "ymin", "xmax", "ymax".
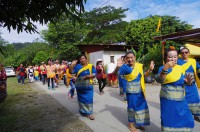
[
  {"xmin": 46, "ymin": 60, "xmax": 56, "ymax": 90},
  {"xmin": 54, "ymin": 59, "xmax": 60, "ymax": 86},
  {"xmin": 40, "ymin": 62, "xmax": 47, "ymax": 85},
  {"xmin": 60, "ymin": 60, "xmax": 68, "ymax": 85}
]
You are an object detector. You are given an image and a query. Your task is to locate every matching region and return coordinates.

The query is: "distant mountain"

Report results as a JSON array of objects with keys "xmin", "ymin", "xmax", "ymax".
[{"xmin": 11, "ymin": 42, "xmax": 32, "ymax": 50}]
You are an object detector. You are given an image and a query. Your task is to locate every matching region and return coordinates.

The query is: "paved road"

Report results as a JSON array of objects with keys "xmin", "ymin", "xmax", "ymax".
[{"xmin": 35, "ymin": 81, "xmax": 200, "ymax": 132}]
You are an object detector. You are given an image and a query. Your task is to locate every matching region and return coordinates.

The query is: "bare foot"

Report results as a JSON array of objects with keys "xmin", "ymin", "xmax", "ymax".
[
  {"xmin": 136, "ymin": 126, "xmax": 145, "ymax": 130},
  {"xmin": 128, "ymin": 123, "xmax": 138, "ymax": 132},
  {"xmin": 87, "ymin": 115, "xmax": 95, "ymax": 120}
]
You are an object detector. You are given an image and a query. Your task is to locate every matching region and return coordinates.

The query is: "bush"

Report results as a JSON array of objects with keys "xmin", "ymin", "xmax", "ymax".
[{"xmin": 143, "ymin": 44, "xmax": 163, "ymax": 74}]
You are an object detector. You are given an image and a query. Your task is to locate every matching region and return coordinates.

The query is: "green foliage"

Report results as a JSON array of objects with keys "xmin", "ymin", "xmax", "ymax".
[
  {"xmin": 0, "ymin": 32, "xmax": 8, "ymax": 55},
  {"xmin": 126, "ymin": 15, "xmax": 193, "ymax": 46},
  {"xmin": 57, "ymin": 44, "xmax": 81, "ymax": 61},
  {"xmin": 83, "ymin": 6, "xmax": 129, "ymax": 44},
  {"xmin": 0, "ymin": 0, "xmax": 86, "ymax": 33},
  {"xmin": 41, "ymin": 20, "xmax": 82, "ymax": 60},
  {"xmin": 11, "ymin": 42, "xmax": 32, "ymax": 50},
  {"xmin": 42, "ymin": 21, "xmax": 85, "ymax": 48},
  {"xmin": 3, "ymin": 42, "xmax": 53, "ymax": 67},
  {"xmin": 41, "ymin": 6, "xmax": 129, "ymax": 60},
  {"xmin": 130, "ymin": 44, "xmax": 146, "ymax": 63},
  {"xmin": 32, "ymin": 51, "xmax": 49, "ymax": 65},
  {"xmin": 143, "ymin": 44, "xmax": 163, "ymax": 73}
]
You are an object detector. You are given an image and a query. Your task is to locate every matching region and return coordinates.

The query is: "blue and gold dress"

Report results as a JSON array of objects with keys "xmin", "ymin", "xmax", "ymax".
[
  {"xmin": 177, "ymin": 58, "xmax": 200, "ymax": 117},
  {"xmin": 119, "ymin": 63, "xmax": 150, "ymax": 126},
  {"xmin": 156, "ymin": 65, "xmax": 194, "ymax": 132},
  {"xmin": 73, "ymin": 64, "xmax": 96, "ymax": 116}
]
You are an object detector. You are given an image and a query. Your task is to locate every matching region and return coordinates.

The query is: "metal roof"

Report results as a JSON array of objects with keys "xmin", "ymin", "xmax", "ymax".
[{"xmin": 154, "ymin": 28, "xmax": 200, "ymax": 44}]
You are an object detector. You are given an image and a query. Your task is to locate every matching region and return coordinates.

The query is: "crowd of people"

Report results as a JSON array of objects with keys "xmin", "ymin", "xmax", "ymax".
[
  {"xmin": 1, "ymin": 45, "xmax": 200, "ymax": 132},
  {"xmin": 16, "ymin": 60, "xmax": 69, "ymax": 89}
]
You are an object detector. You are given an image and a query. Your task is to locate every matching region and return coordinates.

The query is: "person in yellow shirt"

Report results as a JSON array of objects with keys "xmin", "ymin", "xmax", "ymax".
[
  {"xmin": 66, "ymin": 68, "xmax": 76, "ymax": 98},
  {"xmin": 34, "ymin": 69, "xmax": 39, "ymax": 81}
]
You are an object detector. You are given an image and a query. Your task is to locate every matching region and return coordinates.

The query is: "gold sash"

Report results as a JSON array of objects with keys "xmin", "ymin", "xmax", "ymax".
[
  {"xmin": 77, "ymin": 64, "xmax": 93, "ymax": 84},
  {"xmin": 181, "ymin": 58, "xmax": 200, "ymax": 88},
  {"xmin": 163, "ymin": 65, "xmax": 185, "ymax": 84},
  {"xmin": 124, "ymin": 63, "xmax": 146, "ymax": 96}
]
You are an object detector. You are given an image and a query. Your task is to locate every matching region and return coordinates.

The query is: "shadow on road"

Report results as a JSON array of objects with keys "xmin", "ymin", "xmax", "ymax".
[
  {"xmin": 99, "ymin": 104, "xmax": 127, "ymax": 126},
  {"xmin": 99, "ymin": 104, "xmax": 161, "ymax": 132},
  {"xmin": 107, "ymin": 88, "xmax": 125, "ymax": 101},
  {"xmin": 147, "ymin": 121, "xmax": 161, "ymax": 132},
  {"xmin": 147, "ymin": 101, "xmax": 160, "ymax": 110}
]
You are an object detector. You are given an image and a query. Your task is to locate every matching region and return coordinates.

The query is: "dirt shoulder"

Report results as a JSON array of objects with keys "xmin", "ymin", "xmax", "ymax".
[{"xmin": 0, "ymin": 78, "xmax": 92, "ymax": 132}]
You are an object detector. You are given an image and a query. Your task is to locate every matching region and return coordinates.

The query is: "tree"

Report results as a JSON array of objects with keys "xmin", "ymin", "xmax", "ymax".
[
  {"xmin": 0, "ymin": 0, "xmax": 86, "ymax": 33},
  {"xmin": 0, "ymin": 32, "xmax": 8, "ymax": 55},
  {"xmin": 42, "ymin": 21, "xmax": 85, "ymax": 48},
  {"xmin": 126, "ymin": 15, "xmax": 193, "ymax": 73},
  {"xmin": 32, "ymin": 51, "xmax": 49, "ymax": 64},
  {"xmin": 83, "ymin": 6, "xmax": 129, "ymax": 44},
  {"xmin": 41, "ymin": 21, "xmax": 83, "ymax": 60},
  {"xmin": 142, "ymin": 44, "xmax": 163, "ymax": 74},
  {"xmin": 126, "ymin": 15, "xmax": 193, "ymax": 46},
  {"xmin": 3, "ymin": 42, "xmax": 53, "ymax": 67},
  {"xmin": 41, "ymin": 6, "xmax": 129, "ymax": 59}
]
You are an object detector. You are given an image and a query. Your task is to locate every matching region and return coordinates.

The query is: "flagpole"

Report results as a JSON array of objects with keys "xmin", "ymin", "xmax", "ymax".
[{"xmin": 156, "ymin": 17, "xmax": 165, "ymax": 64}]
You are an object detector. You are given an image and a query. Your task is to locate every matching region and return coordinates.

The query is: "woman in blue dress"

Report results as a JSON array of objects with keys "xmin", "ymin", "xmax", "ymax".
[
  {"xmin": 156, "ymin": 47, "xmax": 194, "ymax": 132},
  {"xmin": 69, "ymin": 54, "xmax": 96, "ymax": 120},
  {"xmin": 118, "ymin": 56, "xmax": 127, "ymax": 101},
  {"xmin": 114, "ymin": 51, "xmax": 154, "ymax": 132},
  {"xmin": 177, "ymin": 46, "xmax": 200, "ymax": 122}
]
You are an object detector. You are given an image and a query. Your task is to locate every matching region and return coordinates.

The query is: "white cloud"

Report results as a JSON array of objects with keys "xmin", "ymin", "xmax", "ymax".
[
  {"xmin": 130, "ymin": 0, "xmax": 200, "ymax": 28},
  {"xmin": 0, "ymin": 22, "xmax": 47, "ymax": 43}
]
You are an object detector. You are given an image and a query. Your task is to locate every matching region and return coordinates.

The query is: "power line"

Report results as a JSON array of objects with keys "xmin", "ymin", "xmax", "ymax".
[{"xmin": 99, "ymin": 0, "xmax": 110, "ymax": 8}]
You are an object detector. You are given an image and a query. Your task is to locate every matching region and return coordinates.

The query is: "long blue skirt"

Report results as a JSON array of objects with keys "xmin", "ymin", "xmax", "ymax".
[
  {"xmin": 185, "ymin": 83, "xmax": 200, "ymax": 116},
  {"xmin": 77, "ymin": 89, "xmax": 93, "ymax": 115},
  {"xmin": 160, "ymin": 98, "xmax": 194, "ymax": 132},
  {"xmin": 126, "ymin": 92, "xmax": 150, "ymax": 126}
]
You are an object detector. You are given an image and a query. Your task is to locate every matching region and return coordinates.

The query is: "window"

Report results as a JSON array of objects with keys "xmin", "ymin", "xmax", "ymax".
[{"xmin": 110, "ymin": 56, "xmax": 114, "ymax": 63}]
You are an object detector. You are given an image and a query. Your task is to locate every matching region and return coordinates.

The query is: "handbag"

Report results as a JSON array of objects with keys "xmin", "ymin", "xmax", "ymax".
[
  {"xmin": 75, "ymin": 77, "xmax": 92, "ymax": 90},
  {"xmin": 102, "ymin": 73, "xmax": 107, "ymax": 79},
  {"xmin": 48, "ymin": 72, "xmax": 56, "ymax": 78}
]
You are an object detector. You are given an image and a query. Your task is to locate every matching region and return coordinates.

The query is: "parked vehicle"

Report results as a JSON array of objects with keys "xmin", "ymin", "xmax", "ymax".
[{"xmin": 4, "ymin": 66, "xmax": 16, "ymax": 77}]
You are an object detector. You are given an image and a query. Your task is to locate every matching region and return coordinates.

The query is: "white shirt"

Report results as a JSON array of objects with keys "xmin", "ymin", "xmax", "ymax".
[{"xmin": 107, "ymin": 63, "xmax": 116, "ymax": 74}]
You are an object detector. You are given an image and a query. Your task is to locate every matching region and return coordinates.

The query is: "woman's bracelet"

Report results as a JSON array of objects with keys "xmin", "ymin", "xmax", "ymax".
[
  {"xmin": 184, "ymin": 81, "xmax": 192, "ymax": 86},
  {"xmin": 161, "ymin": 68, "xmax": 168, "ymax": 74}
]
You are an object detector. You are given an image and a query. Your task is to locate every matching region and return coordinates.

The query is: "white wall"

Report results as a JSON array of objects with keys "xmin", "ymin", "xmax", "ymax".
[
  {"xmin": 89, "ymin": 50, "xmax": 103, "ymax": 67},
  {"xmin": 89, "ymin": 50, "xmax": 126, "ymax": 67},
  {"xmin": 103, "ymin": 51, "xmax": 125, "ymax": 66}
]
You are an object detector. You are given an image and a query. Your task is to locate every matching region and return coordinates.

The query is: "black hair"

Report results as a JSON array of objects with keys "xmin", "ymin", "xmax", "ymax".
[
  {"xmin": 164, "ymin": 48, "xmax": 178, "ymax": 63},
  {"xmin": 76, "ymin": 54, "xmax": 87, "ymax": 64},
  {"xmin": 125, "ymin": 50, "xmax": 135, "ymax": 57},
  {"xmin": 179, "ymin": 46, "xmax": 190, "ymax": 54},
  {"xmin": 96, "ymin": 61, "xmax": 102, "ymax": 66}
]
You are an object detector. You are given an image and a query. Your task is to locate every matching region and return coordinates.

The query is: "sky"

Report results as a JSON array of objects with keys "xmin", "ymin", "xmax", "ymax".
[{"xmin": 1, "ymin": 0, "xmax": 200, "ymax": 43}]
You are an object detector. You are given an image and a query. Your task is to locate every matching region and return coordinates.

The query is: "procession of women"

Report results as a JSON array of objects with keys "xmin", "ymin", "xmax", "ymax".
[{"xmin": 1, "ymin": 46, "xmax": 200, "ymax": 132}]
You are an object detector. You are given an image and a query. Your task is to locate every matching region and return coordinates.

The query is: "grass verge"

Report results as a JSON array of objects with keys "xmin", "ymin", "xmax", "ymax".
[{"xmin": 0, "ymin": 77, "xmax": 92, "ymax": 132}]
